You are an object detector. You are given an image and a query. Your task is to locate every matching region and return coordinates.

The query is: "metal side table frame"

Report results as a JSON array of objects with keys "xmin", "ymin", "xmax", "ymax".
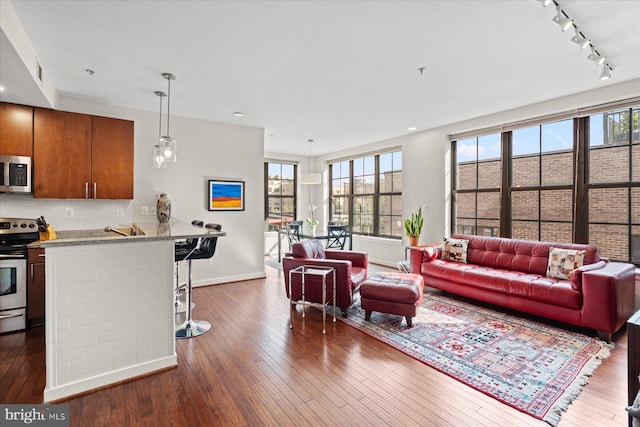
[{"xmin": 288, "ymin": 265, "xmax": 336, "ymax": 334}]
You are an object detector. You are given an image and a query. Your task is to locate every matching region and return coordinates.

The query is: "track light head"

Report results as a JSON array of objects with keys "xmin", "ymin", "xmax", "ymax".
[
  {"xmin": 599, "ymin": 64, "xmax": 612, "ymax": 81},
  {"xmin": 570, "ymin": 29, "xmax": 591, "ymax": 50},
  {"xmin": 552, "ymin": 6, "xmax": 573, "ymax": 31},
  {"xmin": 536, "ymin": 0, "xmax": 554, "ymax": 6},
  {"xmin": 587, "ymin": 47, "xmax": 605, "ymax": 65}
]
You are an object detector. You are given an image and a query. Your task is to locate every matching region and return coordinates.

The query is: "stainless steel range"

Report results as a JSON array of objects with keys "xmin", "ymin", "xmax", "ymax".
[{"xmin": 0, "ymin": 218, "xmax": 39, "ymax": 333}]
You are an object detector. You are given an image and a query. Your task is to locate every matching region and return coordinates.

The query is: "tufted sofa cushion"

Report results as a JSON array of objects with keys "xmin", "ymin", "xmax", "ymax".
[
  {"xmin": 421, "ymin": 259, "xmax": 582, "ymax": 309},
  {"xmin": 452, "ymin": 234, "xmax": 600, "ymax": 276},
  {"xmin": 292, "ymin": 239, "xmax": 326, "ymax": 259}
]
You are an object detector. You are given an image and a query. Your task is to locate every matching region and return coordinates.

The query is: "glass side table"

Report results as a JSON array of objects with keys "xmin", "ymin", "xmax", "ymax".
[{"xmin": 288, "ymin": 265, "xmax": 336, "ymax": 334}]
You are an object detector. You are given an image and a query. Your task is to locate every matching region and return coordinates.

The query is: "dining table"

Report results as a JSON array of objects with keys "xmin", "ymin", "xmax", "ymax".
[{"xmin": 277, "ymin": 226, "xmax": 353, "ymax": 262}]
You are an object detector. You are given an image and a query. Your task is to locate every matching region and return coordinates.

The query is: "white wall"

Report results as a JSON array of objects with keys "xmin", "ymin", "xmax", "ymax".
[{"xmin": 0, "ymin": 96, "xmax": 266, "ymax": 285}]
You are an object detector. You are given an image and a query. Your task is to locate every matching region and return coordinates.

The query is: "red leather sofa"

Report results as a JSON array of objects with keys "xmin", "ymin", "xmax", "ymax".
[
  {"xmin": 410, "ymin": 234, "xmax": 635, "ymax": 341},
  {"xmin": 283, "ymin": 240, "xmax": 368, "ymax": 318}
]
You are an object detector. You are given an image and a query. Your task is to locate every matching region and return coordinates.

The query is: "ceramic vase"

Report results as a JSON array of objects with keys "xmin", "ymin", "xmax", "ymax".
[{"xmin": 157, "ymin": 193, "xmax": 171, "ymax": 223}]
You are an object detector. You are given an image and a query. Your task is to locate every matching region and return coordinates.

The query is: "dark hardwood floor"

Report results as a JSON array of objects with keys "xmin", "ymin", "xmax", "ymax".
[{"xmin": 0, "ymin": 263, "xmax": 628, "ymax": 426}]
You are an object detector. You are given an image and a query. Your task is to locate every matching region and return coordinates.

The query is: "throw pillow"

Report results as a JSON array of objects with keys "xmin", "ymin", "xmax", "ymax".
[
  {"xmin": 546, "ymin": 247, "xmax": 586, "ymax": 280},
  {"xmin": 441, "ymin": 237, "xmax": 468, "ymax": 263},
  {"xmin": 292, "ymin": 240, "xmax": 326, "ymax": 259}
]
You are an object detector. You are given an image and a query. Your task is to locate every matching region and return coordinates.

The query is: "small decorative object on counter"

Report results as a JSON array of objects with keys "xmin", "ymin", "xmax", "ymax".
[
  {"xmin": 156, "ymin": 223, "xmax": 171, "ymax": 236},
  {"xmin": 157, "ymin": 193, "xmax": 171, "ymax": 223}
]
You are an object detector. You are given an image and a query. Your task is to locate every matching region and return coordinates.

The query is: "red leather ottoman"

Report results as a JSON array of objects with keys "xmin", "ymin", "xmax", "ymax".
[{"xmin": 360, "ymin": 272, "xmax": 425, "ymax": 327}]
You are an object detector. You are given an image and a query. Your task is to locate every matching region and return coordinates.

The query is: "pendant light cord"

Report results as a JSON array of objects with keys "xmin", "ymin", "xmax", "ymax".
[
  {"xmin": 158, "ymin": 92, "xmax": 163, "ymax": 139},
  {"xmin": 166, "ymin": 77, "xmax": 171, "ymax": 137}
]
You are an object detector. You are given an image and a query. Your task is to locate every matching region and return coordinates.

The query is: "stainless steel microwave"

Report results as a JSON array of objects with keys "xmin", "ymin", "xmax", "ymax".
[{"xmin": 0, "ymin": 155, "xmax": 32, "ymax": 194}]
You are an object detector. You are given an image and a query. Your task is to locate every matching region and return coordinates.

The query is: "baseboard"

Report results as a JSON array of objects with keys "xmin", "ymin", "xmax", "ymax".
[
  {"xmin": 43, "ymin": 355, "xmax": 177, "ymax": 403},
  {"xmin": 193, "ymin": 271, "xmax": 266, "ymax": 287}
]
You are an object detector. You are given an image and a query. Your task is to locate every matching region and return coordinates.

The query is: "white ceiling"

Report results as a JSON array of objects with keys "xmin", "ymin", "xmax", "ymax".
[{"xmin": 2, "ymin": 0, "xmax": 640, "ymax": 156}]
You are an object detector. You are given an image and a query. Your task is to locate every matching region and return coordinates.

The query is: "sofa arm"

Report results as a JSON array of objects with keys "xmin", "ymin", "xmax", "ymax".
[
  {"xmin": 581, "ymin": 262, "xmax": 636, "ymax": 334},
  {"xmin": 325, "ymin": 250, "xmax": 368, "ymax": 269},
  {"xmin": 283, "ymin": 257, "xmax": 352, "ymax": 284},
  {"xmin": 570, "ymin": 260, "xmax": 607, "ymax": 291},
  {"xmin": 409, "ymin": 246, "xmax": 441, "ymax": 274}
]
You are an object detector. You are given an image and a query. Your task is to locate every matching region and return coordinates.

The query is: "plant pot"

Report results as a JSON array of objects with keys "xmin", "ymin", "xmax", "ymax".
[{"xmin": 408, "ymin": 236, "xmax": 419, "ymax": 246}]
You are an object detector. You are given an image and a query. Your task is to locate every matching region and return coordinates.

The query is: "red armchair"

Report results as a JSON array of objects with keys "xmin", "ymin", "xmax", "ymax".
[{"xmin": 283, "ymin": 240, "xmax": 368, "ymax": 318}]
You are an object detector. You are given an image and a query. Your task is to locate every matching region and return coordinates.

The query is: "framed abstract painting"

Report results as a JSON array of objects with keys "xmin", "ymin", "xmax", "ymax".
[{"xmin": 208, "ymin": 180, "xmax": 245, "ymax": 211}]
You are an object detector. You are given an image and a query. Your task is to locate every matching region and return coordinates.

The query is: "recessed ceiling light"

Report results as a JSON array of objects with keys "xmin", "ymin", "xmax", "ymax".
[
  {"xmin": 233, "ymin": 112, "xmax": 244, "ymax": 117},
  {"xmin": 408, "ymin": 126, "xmax": 417, "ymax": 131},
  {"xmin": 0, "ymin": 86, "xmax": 5, "ymax": 92}
]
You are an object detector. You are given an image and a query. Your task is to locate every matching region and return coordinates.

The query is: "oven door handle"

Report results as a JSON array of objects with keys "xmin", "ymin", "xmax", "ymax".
[
  {"xmin": 0, "ymin": 254, "xmax": 26, "ymax": 259},
  {"xmin": 0, "ymin": 312, "xmax": 23, "ymax": 320}
]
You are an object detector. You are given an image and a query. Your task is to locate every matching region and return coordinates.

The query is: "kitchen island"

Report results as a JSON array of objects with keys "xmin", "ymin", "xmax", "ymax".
[{"xmin": 38, "ymin": 222, "xmax": 225, "ymax": 402}]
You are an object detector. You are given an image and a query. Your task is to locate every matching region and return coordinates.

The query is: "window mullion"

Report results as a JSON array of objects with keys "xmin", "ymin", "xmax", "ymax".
[
  {"xmin": 500, "ymin": 132, "xmax": 511, "ymax": 238},
  {"xmin": 574, "ymin": 117, "xmax": 589, "ymax": 243}
]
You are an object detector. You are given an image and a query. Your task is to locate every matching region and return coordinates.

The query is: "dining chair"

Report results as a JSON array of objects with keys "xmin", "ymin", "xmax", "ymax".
[
  {"xmin": 326, "ymin": 225, "xmax": 348, "ymax": 249},
  {"xmin": 285, "ymin": 221, "xmax": 303, "ymax": 250}
]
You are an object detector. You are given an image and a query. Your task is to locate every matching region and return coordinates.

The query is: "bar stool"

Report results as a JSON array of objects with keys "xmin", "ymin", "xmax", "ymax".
[
  {"xmin": 174, "ymin": 238, "xmax": 197, "ymax": 313},
  {"xmin": 174, "ymin": 236, "xmax": 218, "ymax": 339}
]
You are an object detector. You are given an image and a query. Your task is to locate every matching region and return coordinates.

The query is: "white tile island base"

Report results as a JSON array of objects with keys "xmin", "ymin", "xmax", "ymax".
[{"xmin": 43, "ymin": 240, "xmax": 176, "ymax": 402}]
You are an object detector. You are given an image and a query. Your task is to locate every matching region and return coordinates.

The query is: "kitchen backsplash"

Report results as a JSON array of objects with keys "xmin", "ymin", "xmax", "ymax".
[{"xmin": 0, "ymin": 193, "xmax": 135, "ymax": 230}]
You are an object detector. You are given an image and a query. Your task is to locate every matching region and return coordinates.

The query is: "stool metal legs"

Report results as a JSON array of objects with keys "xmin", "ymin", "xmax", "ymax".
[{"xmin": 175, "ymin": 259, "xmax": 211, "ymax": 339}]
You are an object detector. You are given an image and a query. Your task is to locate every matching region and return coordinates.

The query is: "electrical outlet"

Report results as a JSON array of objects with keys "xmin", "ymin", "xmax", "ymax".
[
  {"xmin": 150, "ymin": 206, "xmax": 157, "ymax": 215},
  {"xmin": 141, "ymin": 206, "xmax": 149, "ymax": 216},
  {"xmin": 116, "ymin": 208, "xmax": 124, "ymax": 218},
  {"xmin": 64, "ymin": 207, "xmax": 74, "ymax": 218}
]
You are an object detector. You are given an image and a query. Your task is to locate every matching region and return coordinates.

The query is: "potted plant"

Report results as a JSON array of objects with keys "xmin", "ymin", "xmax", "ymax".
[
  {"xmin": 306, "ymin": 203, "xmax": 319, "ymax": 236},
  {"xmin": 404, "ymin": 207, "xmax": 423, "ymax": 246}
]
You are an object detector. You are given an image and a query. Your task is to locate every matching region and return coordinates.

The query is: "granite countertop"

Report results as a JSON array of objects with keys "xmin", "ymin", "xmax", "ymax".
[{"xmin": 36, "ymin": 221, "xmax": 226, "ymax": 247}]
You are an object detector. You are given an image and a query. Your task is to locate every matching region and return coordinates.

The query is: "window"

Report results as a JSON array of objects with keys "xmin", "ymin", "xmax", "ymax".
[
  {"xmin": 330, "ymin": 161, "xmax": 350, "ymax": 226},
  {"xmin": 451, "ymin": 102, "xmax": 640, "ymax": 264},
  {"xmin": 511, "ymin": 120, "xmax": 574, "ymax": 242},
  {"xmin": 588, "ymin": 107, "xmax": 640, "ymax": 262},
  {"xmin": 264, "ymin": 162, "xmax": 296, "ymax": 231},
  {"xmin": 453, "ymin": 133, "xmax": 501, "ymax": 237},
  {"xmin": 329, "ymin": 150, "xmax": 403, "ymax": 238}
]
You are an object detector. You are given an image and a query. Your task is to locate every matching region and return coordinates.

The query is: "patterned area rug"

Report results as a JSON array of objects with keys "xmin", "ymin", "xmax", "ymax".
[{"xmin": 330, "ymin": 293, "xmax": 613, "ymax": 426}]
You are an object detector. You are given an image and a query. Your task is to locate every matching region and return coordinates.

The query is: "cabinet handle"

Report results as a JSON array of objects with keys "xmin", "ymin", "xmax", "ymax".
[
  {"xmin": 31, "ymin": 264, "xmax": 34, "ymax": 279},
  {"xmin": 0, "ymin": 312, "xmax": 23, "ymax": 320},
  {"xmin": 85, "ymin": 182, "xmax": 89, "ymax": 199},
  {"xmin": 94, "ymin": 182, "xmax": 97, "ymax": 199}
]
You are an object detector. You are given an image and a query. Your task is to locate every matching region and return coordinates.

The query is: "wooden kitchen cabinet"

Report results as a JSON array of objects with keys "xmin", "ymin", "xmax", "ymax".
[
  {"xmin": 34, "ymin": 108, "xmax": 91, "ymax": 198},
  {"xmin": 33, "ymin": 108, "xmax": 134, "ymax": 199},
  {"xmin": 27, "ymin": 248, "xmax": 46, "ymax": 327},
  {"xmin": 0, "ymin": 102, "xmax": 34, "ymax": 156},
  {"xmin": 91, "ymin": 115, "xmax": 134, "ymax": 199}
]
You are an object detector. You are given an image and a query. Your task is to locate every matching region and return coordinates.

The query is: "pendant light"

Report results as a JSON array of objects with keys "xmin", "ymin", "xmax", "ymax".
[
  {"xmin": 152, "ymin": 90, "xmax": 167, "ymax": 168},
  {"xmin": 161, "ymin": 72, "xmax": 177, "ymax": 163},
  {"xmin": 300, "ymin": 139, "xmax": 321, "ymax": 185}
]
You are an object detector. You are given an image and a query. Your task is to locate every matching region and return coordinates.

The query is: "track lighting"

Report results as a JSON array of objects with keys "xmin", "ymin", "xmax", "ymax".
[
  {"xmin": 587, "ymin": 47, "xmax": 605, "ymax": 66},
  {"xmin": 551, "ymin": 6, "xmax": 573, "ymax": 31},
  {"xmin": 570, "ymin": 29, "xmax": 590, "ymax": 50},
  {"xmin": 537, "ymin": 0, "xmax": 613, "ymax": 81},
  {"xmin": 599, "ymin": 65, "xmax": 612, "ymax": 81}
]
